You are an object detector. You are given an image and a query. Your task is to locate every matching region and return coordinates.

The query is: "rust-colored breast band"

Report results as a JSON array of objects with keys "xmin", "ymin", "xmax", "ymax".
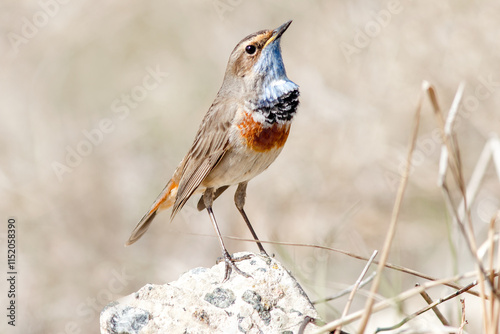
[{"xmin": 237, "ymin": 112, "xmax": 290, "ymax": 152}]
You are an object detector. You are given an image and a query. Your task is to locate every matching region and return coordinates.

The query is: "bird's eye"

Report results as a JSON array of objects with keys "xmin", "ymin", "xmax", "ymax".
[{"xmin": 245, "ymin": 45, "xmax": 256, "ymax": 55}]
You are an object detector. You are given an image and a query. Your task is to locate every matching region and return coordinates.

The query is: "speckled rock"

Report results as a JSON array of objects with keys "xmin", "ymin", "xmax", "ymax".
[{"xmin": 100, "ymin": 252, "xmax": 320, "ymax": 333}]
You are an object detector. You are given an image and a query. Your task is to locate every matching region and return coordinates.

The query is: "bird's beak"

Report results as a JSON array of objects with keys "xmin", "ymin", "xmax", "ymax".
[{"xmin": 263, "ymin": 20, "xmax": 292, "ymax": 49}]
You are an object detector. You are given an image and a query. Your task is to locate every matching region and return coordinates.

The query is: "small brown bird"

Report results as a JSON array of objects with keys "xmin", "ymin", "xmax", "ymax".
[{"xmin": 126, "ymin": 21, "xmax": 299, "ymax": 280}]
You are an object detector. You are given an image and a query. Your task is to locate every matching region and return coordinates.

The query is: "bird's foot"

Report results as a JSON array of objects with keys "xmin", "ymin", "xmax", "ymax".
[{"xmin": 217, "ymin": 251, "xmax": 252, "ymax": 282}]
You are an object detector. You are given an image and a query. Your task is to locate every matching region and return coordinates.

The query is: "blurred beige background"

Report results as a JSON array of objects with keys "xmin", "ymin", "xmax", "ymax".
[{"xmin": 1, "ymin": 0, "xmax": 499, "ymax": 333}]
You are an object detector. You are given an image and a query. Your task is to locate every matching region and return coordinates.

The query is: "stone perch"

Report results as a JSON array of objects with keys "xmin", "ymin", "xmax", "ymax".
[{"xmin": 100, "ymin": 252, "xmax": 322, "ymax": 333}]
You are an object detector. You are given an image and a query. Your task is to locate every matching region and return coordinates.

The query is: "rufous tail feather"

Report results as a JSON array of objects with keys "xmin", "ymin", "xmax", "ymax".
[{"xmin": 125, "ymin": 179, "xmax": 178, "ymax": 246}]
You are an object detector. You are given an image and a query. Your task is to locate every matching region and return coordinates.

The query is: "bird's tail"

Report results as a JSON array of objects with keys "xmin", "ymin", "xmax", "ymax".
[{"xmin": 125, "ymin": 179, "xmax": 178, "ymax": 246}]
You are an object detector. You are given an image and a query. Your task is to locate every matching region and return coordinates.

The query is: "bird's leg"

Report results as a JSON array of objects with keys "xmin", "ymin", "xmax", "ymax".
[
  {"xmin": 234, "ymin": 182, "xmax": 269, "ymax": 257},
  {"xmin": 203, "ymin": 188, "xmax": 251, "ymax": 281}
]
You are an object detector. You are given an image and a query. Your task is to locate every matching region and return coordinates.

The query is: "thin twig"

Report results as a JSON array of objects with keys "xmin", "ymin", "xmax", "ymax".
[
  {"xmin": 335, "ymin": 250, "xmax": 378, "ymax": 334},
  {"xmin": 342, "ymin": 250, "xmax": 378, "ymax": 317},
  {"xmin": 488, "ymin": 216, "xmax": 496, "ymax": 330},
  {"xmin": 433, "ymin": 82, "xmax": 462, "ymax": 191},
  {"xmin": 417, "ymin": 283, "xmax": 450, "ymax": 326},
  {"xmin": 357, "ymin": 80, "xmax": 423, "ymax": 333},
  {"xmin": 456, "ymin": 136, "xmax": 498, "ymax": 222},
  {"xmin": 458, "ymin": 299, "xmax": 467, "ymax": 334},
  {"xmin": 313, "ymin": 272, "xmax": 376, "ymax": 304},
  {"xmin": 435, "ymin": 84, "xmax": 499, "ymax": 300},
  {"xmin": 491, "ymin": 135, "xmax": 500, "ymax": 177},
  {"xmin": 430, "ymin": 85, "xmax": 499, "ymax": 326},
  {"xmin": 311, "ymin": 271, "xmax": 484, "ymax": 334},
  {"xmin": 375, "ymin": 281, "xmax": 476, "ymax": 333},
  {"xmin": 495, "ymin": 215, "xmax": 500, "ymax": 333},
  {"xmin": 208, "ymin": 235, "xmax": 485, "ymax": 298}
]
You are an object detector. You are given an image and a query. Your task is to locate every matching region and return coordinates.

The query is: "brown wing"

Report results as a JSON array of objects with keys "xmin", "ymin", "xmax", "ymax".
[{"xmin": 170, "ymin": 97, "xmax": 237, "ymax": 218}]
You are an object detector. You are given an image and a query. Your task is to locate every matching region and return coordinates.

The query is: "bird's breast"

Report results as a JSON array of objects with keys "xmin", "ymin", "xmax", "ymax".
[{"xmin": 236, "ymin": 111, "xmax": 291, "ymax": 152}]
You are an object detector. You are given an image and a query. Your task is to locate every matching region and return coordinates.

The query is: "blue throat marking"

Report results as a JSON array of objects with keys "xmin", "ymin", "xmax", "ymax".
[{"xmin": 251, "ymin": 40, "xmax": 300, "ymax": 124}]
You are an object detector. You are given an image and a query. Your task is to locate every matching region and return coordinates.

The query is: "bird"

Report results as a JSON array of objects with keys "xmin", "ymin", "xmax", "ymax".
[{"xmin": 126, "ymin": 20, "xmax": 300, "ymax": 281}]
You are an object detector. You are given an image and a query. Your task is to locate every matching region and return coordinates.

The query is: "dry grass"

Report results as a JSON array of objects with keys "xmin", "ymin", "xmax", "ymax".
[
  {"xmin": 1, "ymin": 0, "xmax": 500, "ymax": 333},
  {"xmin": 307, "ymin": 83, "xmax": 500, "ymax": 333}
]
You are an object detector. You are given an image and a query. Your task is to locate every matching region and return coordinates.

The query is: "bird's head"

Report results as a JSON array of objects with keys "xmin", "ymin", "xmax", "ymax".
[{"xmin": 221, "ymin": 21, "xmax": 298, "ymax": 100}]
